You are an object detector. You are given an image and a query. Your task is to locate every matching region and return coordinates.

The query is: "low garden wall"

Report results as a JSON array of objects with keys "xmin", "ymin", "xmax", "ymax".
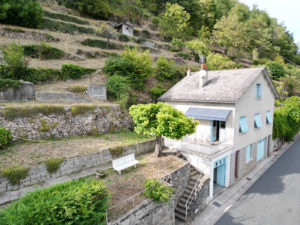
[
  {"xmin": 0, "ymin": 104, "xmax": 133, "ymax": 140},
  {"xmin": 0, "ymin": 81, "xmax": 35, "ymax": 102},
  {"xmin": 0, "ymin": 140, "xmax": 156, "ymax": 195}
]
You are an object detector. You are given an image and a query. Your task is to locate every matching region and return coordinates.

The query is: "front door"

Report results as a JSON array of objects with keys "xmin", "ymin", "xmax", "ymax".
[
  {"xmin": 211, "ymin": 120, "xmax": 220, "ymax": 142},
  {"xmin": 257, "ymin": 138, "xmax": 265, "ymax": 161},
  {"xmin": 216, "ymin": 163, "xmax": 226, "ymax": 186}
]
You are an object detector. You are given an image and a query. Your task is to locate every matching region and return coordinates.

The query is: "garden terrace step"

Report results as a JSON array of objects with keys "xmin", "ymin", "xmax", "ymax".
[
  {"xmin": 175, "ymin": 207, "xmax": 187, "ymax": 217},
  {"xmin": 175, "ymin": 211, "xmax": 187, "ymax": 222}
]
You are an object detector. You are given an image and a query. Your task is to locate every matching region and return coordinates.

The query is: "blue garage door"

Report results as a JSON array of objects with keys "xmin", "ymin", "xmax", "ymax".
[
  {"xmin": 257, "ymin": 138, "xmax": 265, "ymax": 161},
  {"xmin": 214, "ymin": 157, "xmax": 227, "ymax": 186}
]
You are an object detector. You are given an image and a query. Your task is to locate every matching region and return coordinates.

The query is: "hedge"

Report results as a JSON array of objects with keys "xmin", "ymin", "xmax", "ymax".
[
  {"xmin": 43, "ymin": 10, "xmax": 89, "ymax": 25},
  {"xmin": 0, "ymin": 126, "xmax": 12, "ymax": 149},
  {"xmin": 60, "ymin": 64, "xmax": 96, "ymax": 80},
  {"xmin": 22, "ymin": 44, "xmax": 65, "ymax": 60},
  {"xmin": 0, "ymin": 178, "xmax": 109, "ymax": 225},
  {"xmin": 0, "ymin": 79, "xmax": 21, "ymax": 91},
  {"xmin": 1, "ymin": 165, "xmax": 30, "ymax": 185},
  {"xmin": 81, "ymin": 38, "xmax": 119, "ymax": 50}
]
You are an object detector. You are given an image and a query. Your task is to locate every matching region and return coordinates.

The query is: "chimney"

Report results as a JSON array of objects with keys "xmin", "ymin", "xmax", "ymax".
[
  {"xmin": 187, "ymin": 67, "xmax": 191, "ymax": 76},
  {"xmin": 199, "ymin": 55, "xmax": 208, "ymax": 88}
]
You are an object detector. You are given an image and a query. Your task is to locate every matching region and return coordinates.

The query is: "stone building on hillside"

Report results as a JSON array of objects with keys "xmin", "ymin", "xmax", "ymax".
[
  {"xmin": 114, "ymin": 22, "xmax": 134, "ymax": 37},
  {"xmin": 159, "ymin": 66, "xmax": 279, "ymax": 200}
]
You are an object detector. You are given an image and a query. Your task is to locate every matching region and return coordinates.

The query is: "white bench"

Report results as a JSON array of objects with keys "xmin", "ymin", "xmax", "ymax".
[{"xmin": 112, "ymin": 153, "xmax": 139, "ymax": 174}]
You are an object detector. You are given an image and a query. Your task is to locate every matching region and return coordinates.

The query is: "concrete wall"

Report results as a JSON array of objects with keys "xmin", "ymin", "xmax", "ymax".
[
  {"xmin": 0, "ymin": 81, "xmax": 35, "ymax": 102},
  {"xmin": 36, "ymin": 92, "xmax": 90, "ymax": 103},
  {"xmin": 122, "ymin": 25, "xmax": 133, "ymax": 36},
  {"xmin": 88, "ymin": 84, "xmax": 107, "ymax": 101},
  {"xmin": 0, "ymin": 140, "xmax": 156, "ymax": 195}
]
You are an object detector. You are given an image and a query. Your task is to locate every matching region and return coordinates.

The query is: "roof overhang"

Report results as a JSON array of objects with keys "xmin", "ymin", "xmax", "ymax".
[{"xmin": 185, "ymin": 107, "xmax": 231, "ymax": 121}]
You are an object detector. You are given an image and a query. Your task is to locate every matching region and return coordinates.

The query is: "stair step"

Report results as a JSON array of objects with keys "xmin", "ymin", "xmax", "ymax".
[
  {"xmin": 175, "ymin": 212, "xmax": 187, "ymax": 222},
  {"xmin": 175, "ymin": 207, "xmax": 187, "ymax": 216}
]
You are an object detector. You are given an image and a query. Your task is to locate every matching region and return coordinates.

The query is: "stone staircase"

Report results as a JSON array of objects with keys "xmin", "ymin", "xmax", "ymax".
[{"xmin": 175, "ymin": 166, "xmax": 204, "ymax": 222}]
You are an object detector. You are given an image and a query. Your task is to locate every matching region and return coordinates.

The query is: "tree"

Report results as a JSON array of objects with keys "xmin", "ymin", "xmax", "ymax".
[
  {"xmin": 129, "ymin": 103, "xmax": 198, "ymax": 157},
  {"xmin": 185, "ymin": 39, "xmax": 208, "ymax": 61},
  {"xmin": 96, "ymin": 23, "xmax": 118, "ymax": 48},
  {"xmin": 206, "ymin": 53, "xmax": 237, "ymax": 70},
  {"xmin": 159, "ymin": 3, "xmax": 191, "ymax": 39},
  {"xmin": 266, "ymin": 61, "xmax": 285, "ymax": 80},
  {"xmin": 71, "ymin": 0, "xmax": 111, "ymax": 20}
]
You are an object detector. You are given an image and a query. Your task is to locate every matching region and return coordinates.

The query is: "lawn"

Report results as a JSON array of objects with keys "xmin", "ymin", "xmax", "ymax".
[{"xmin": 0, "ymin": 131, "xmax": 153, "ymax": 171}]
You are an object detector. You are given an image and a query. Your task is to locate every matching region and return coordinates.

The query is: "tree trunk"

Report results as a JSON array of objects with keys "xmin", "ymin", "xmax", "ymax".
[
  {"xmin": 153, "ymin": 135, "xmax": 163, "ymax": 157},
  {"xmin": 107, "ymin": 38, "xmax": 110, "ymax": 48}
]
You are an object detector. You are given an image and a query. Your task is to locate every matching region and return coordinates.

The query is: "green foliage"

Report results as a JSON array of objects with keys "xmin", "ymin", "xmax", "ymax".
[
  {"xmin": 45, "ymin": 157, "xmax": 64, "ymax": 174},
  {"xmin": 129, "ymin": 102, "xmax": 198, "ymax": 139},
  {"xmin": 141, "ymin": 29, "xmax": 151, "ymax": 38},
  {"xmin": 107, "ymin": 75, "xmax": 130, "ymax": 100},
  {"xmin": 103, "ymin": 48, "xmax": 153, "ymax": 90},
  {"xmin": 61, "ymin": 64, "xmax": 96, "ymax": 80},
  {"xmin": 81, "ymin": 38, "xmax": 118, "ymax": 49},
  {"xmin": 26, "ymin": 67, "xmax": 61, "ymax": 83},
  {"xmin": 0, "ymin": 0, "xmax": 43, "ymax": 28},
  {"xmin": 266, "ymin": 61, "xmax": 285, "ymax": 80},
  {"xmin": 3, "ymin": 27, "xmax": 25, "ymax": 33},
  {"xmin": 39, "ymin": 119, "xmax": 50, "ymax": 132},
  {"xmin": 150, "ymin": 85, "xmax": 167, "ymax": 102},
  {"xmin": 96, "ymin": 23, "xmax": 118, "ymax": 46},
  {"xmin": 22, "ymin": 43, "xmax": 65, "ymax": 60},
  {"xmin": 170, "ymin": 38, "xmax": 184, "ymax": 51},
  {"xmin": 0, "ymin": 178, "xmax": 109, "ymax": 224},
  {"xmin": 0, "ymin": 127, "xmax": 12, "ymax": 149},
  {"xmin": 133, "ymin": 37, "xmax": 147, "ymax": 44},
  {"xmin": 207, "ymin": 53, "xmax": 238, "ymax": 70},
  {"xmin": 1, "ymin": 166, "xmax": 30, "ymax": 185},
  {"xmin": 0, "ymin": 79, "xmax": 21, "ymax": 91},
  {"xmin": 155, "ymin": 56, "xmax": 178, "ymax": 81},
  {"xmin": 175, "ymin": 52, "xmax": 192, "ymax": 60},
  {"xmin": 109, "ymin": 146, "xmax": 123, "ymax": 158},
  {"xmin": 144, "ymin": 178, "xmax": 173, "ymax": 203},
  {"xmin": 87, "ymin": 128, "xmax": 99, "ymax": 136},
  {"xmin": 42, "ymin": 18, "xmax": 94, "ymax": 35},
  {"xmin": 273, "ymin": 96, "xmax": 300, "ymax": 141},
  {"xmin": 185, "ymin": 39, "xmax": 208, "ymax": 56},
  {"xmin": 2, "ymin": 105, "xmax": 65, "ymax": 120},
  {"xmin": 70, "ymin": 105, "xmax": 97, "ymax": 116},
  {"xmin": 159, "ymin": 3, "xmax": 191, "ymax": 39},
  {"xmin": 1, "ymin": 42, "xmax": 28, "ymax": 80},
  {"xmin": 68, "ymin": 85, "xmax": 87, "ymax": 93},
  {"xmin": 43, "ymin": 10, "xmax": 89, "ymax": 25},
  {"xmin": 118, "ymin": 34, "xmax": 130, "ymax": 42}
]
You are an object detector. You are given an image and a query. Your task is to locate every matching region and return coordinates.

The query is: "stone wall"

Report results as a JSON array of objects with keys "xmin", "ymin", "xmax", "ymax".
[
  {"xmin": 0, "ymin": 104, "xmax": 133, "ymax": 140},
  {"xmin": 0, "ymin": 140, "xmax": 156, "ymax": 195},
  {"xmin": 36, "ymin": 92, "xmax": 90, "ymax": 103},
  {"xmin": 0, "ymin": 81, "xmax": 35, "ymax": 102}
]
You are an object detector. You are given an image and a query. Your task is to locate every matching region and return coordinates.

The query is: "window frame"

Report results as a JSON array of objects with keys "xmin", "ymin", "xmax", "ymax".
[
  {"xmin": 256, "ymin": 83, "xmax": 262, "ymax": 99},
  {"xmin": 266, "ymin": 111, "xmax": 273, "ymax": 124},
  {"xmin": 254, "ymin": 113, "xmax": 262, "ymax": 128},
  {"xmin": 239, "ymin": 116, "xmax": 248, "ymax": 133}
]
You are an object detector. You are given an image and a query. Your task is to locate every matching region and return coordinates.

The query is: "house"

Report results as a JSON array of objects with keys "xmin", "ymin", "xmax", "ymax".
[
  {"xmin": 159, "ymin": 66, "xmax": 279, "ymax": 200},
  {"xmin": 114, "ymin": 22, "xmax": 134, "ymax": 37}
]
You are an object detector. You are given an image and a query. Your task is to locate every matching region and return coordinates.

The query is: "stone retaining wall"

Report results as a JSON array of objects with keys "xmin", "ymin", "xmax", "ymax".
[
  {"xmin": 0, "ymin": 104, "xmax": 133, "ymax": 140},
  {"xmin": 0, "ymin": 81, "xmax": 35, "ymax": 102},
  {"xmin": 0, "ymin": 140, "xmax": 156, "ymax": 195}
]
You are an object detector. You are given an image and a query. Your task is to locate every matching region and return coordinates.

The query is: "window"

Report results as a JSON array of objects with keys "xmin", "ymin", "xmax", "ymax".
[
  {"xmin": 245, "ymin": 145, "xmax": 253, "ymax": 163},
  {"xmin": 256, "ymin": 84, "xmax": 262, "ymax": 99},
  {"xmin": 254, "ymin": 113, "xmax": 262, "ymax": 128},
  {"xmin": 239, "ymin": 116, "xmax": 248, "ymax": 133},
  {"xmin": 266, "ymin": 111, "xmax": 273, "ymax": 124}
]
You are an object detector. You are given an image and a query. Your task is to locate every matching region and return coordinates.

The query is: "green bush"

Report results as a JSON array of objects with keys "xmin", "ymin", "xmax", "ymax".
[
  {"xmin": 68, "ymin": 85, "xmax": 88, "ymax": 93},
  {"xmin": 81, "ymin": 38, "xmax": 118, "ymax": 49},
  {"xmin": 141, "ymin": 29, "xmax": 150, "ymax": 38},
  {"xmin": 107, "ymin": 75, "xmax": 130, "ymax": 99},
  {"xmin": 3, "ymin": 27, "xmax": 25, "ymax": 33},
  {"xmin": 118, "ymin": 34, "xmax": 130, "ymax": 42},
  {"xmin": 43, "ymin": 10, "xmax": 89, "ymax": 25},
  {"xmin": 207, "ymin": 53, "xmax": 238, "ymax": 70},
  {"xmin": 155, "ymin": 56, "xmax": 177, "ymax": 81},
  {"xmin": 103, "ymin": 48, "xmax": 153, "ymax": 90},
  {"xmin": 0, "ymin": 127, "xmax": 12, "ymax": 149},
  {"xmin": 39, "ymin": 119, "xmax": 50, "ymax": 132},
  {"xmin": 2, "ymin": 105, "xmax": 65, "ymax": 120},
  {"xmin": 42, "ymin": 18, "xmax": 94, "ymax": 35},
  {"xmin": 150, "ymin": 85, "xmax": 167, "ymax": 102},
  {"xmin": 61, "ymin": 64, "xmax": 96, "ymax": 80},
  {"xmin": 26, "ymin": 67, "xmax": 61, "ymax": 83},
  {"xmin": 70, "ymin": 105, "xmax": 97, "ymax": 116},
  {"xmin": 1, "ymin": 166, "xmax": 30, "ymax": 185},
  {"xmin": 144, "ymin": 178, "xmax": 173, "ymax": 203},
  {"xmin": 0, "ymin": 178, "xmax": 109, "ymax": 224},
  {"xmin": 175, "ymin": 52, "xmax": 192, "ymax": 60},
  {"xmin": 87, "ymin": 128, "xmax": 99, "ymax": 136},
  {"xmin": 267, "ymin": 61, "xmax": 286, "ymax": 80},
  {"xmin": 45, "ymin": 157, "xmax": 64, "ymax": 174},
  {"xmin": 0, "ymin": 79, "xmax": 21, "ymax": 91},
  {"xmin": 134, "ymin": 37, "xmax": 147, "ymax": 44},
  {"xmin": 170, "ymin": 38, "xmax": 184, "ymax": 51},
  {"xmin": 22, "ymin": 43, "xmax": 65, "ymax": 60},
  {"xmin": 0, "ymin": 0, "xmax": 43, "ymax": 28},
  {"xmin": 151, "ymin": 17, "xmax": 159, "ymax": 29}
]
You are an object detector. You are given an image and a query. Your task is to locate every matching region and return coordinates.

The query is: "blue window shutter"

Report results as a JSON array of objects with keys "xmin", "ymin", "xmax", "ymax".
[
  {"xmin": 256, "ymin": 84, "xmax": 262, "ymax": 98},
  {"xmin": 266, "ymin": 111, "xmax": 273, "ymax": 124},
  {"xmin": 254, "ymin": 113, "xmax": 262, "ymax": 128},
  {"xmin": 239, "ymin": 116, "xmax": 248, "ymax": 133}
]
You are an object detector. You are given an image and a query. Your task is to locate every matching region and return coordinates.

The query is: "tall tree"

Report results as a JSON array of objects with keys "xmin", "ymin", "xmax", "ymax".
[
  {"xmin": 129, "ymin": 103, "xmax": 198, "ymax": 157},
  {"xmin": 96, "ymin": 23, "xmax": 118, "ymax": 48}
]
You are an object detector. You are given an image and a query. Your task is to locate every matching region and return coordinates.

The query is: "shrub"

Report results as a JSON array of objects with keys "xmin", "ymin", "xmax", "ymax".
[
  {"xmin": 267, "ymin": 61, "xmax": 285, "ymax": 80},
  {"xmin": 61, "ymin": 64, "xmax": 96, "ymax": 80},
  {"xmin": 0, "ymin": 178, "xmax": 110, "ymax": 224},
  {"xmin": 144, "ymin": 178, "xmax": 173, "ymax": 203},
  {"xmin": 68, "ymin": 85, "xmax": 87, "ymax": 93},
  {"xmin": 26, "ymin": 67, "xmax": 61, "ymax": 83},
  {"xmin": 2, "ymin": 105, "xmax": 65, "ymax": 120},
  {"xmin": 3, "ymin": 27, "xmax": 25, "ymax": 33},
  {"xmin": 151, "ymin": 17, "xmax": 159, "ymax": 29},
  {"xmin": 103, "ymin": 48, "xmax": 153, "ymax": 90},
  {"xmin": 22, "ymin": 43, "xmax": 65, "ymax": 60},
  {"xmin": 155, "ymin": 56, "xmax": 177, "ymax": 81},
  {"xmin": 175, "ymin": 52, "xmax": 192, "ymax": 60},
  {"xmin": 70, "ymin": 105, "xmax": 97, "ymax": 116},
  {"xmin": 42, "ymin": 18, "xmax": 94, "ymax": 35},
  {"xmin": 170, "ymin": 38, "xmax": 184, "ymax": 51},
  {"xmin": 109, "ymin": 146, "xmax": 123, "ymax": 158},
  {"xmin": 0, "ymin": 79, "xmax": 21, "ymax": 91},
  {"xmin": 38, "ymin": 119, "xmax": 50, "ymax": 132},
  {"xmin": 0, "ymin": 127, "xmax": 12, "ymax": 149},
  {"xmin": 150, "ymin": 85, "xmax": 167, "ymax": 102},
  {"xmin": 45, "ymin": 157, "xmax": 64, "ymax": 174},
  {"xmin": 207, "ymin": 53, "xmax": 238, "ymax": 70},
  {"xmin": 1, "ymin": 166, "xmax": 30, "ymax": 185},
  {"xmin": 0, "ymin": 0, "xmax": 43, "ymax": 28},
  {"xmin": 107, "ymin": 75, "xmax": 130, "ymax": 99},
  {"xmin": 141, "ymin": 29, "xmax": 150, "ymax": 38},
  {"xmin": 134, "ymin": 37, "xmax": 147, "ymax": 44},
  {"xmin": 43, "ymin": 10, "xmax": 89, "ymax": 25},
  {"xmin": 118, "ymin": 34, "xmax": 130, "ymax": 42},
  {"xmin": 81, "ymin": 38, "xmax": 118, "ymax": 49},
  {"xmin": 87, "ymin": 128, "xmax": 99, "ymax": 136}
]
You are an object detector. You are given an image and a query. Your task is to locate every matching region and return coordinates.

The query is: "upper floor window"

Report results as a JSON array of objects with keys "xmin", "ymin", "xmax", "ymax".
[
  {"xmin": 266, "ymin": 111, "xmax": 273, "ymax": 124},
  {"xmin": 245, "ymin": 144, "xmax": 253, "ymax": 163},
  {"xmin": 256, "ymin": 84, "xmax": 262, "ymax": 99},
  {"xmin": 239, "ymin": 116, "xmax": 248, "ymax": 133},
  {"xmin": 254, "ymin": 113, "xmax": 262, "ymax": 128}
]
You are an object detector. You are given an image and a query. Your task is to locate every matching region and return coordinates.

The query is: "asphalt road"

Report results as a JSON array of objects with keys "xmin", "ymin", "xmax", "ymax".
[{"xmin": 215, "ymin": 138, "xmax": 300, "ymax": 225}]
